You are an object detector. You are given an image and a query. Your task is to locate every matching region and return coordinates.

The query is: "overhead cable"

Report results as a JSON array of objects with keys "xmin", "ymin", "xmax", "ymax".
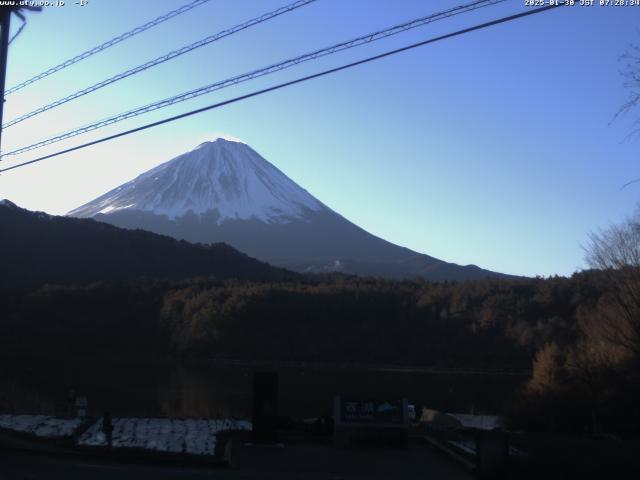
[
  {"xmin": 2, "ymin": 0, "xmax": 317, "ymax": 129},
  {"xmin": 4, "ymin": 0, "xmax": 213, "ymax": 95},
  {"xmin": 1, "ymin": 0, "xmax": 507, "ymax": 156},
  {"xmin": 0, "ymin": 3, "xmax": 563, "ymax": 174}
]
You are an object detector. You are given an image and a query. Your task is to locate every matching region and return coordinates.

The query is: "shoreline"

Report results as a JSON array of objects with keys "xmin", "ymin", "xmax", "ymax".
[{"xmin": 0, "ymin": 352, "xmax": 531, "ymax": 376}]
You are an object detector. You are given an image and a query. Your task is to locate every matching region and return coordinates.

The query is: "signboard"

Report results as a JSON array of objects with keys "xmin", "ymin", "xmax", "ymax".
[
  {"xmin": 334, "ymin": 396, "xmax": 409, "ymax": 447},
  {"xmin": 335, "ymin": 397, "xmax": 408, "ymax": 427}
]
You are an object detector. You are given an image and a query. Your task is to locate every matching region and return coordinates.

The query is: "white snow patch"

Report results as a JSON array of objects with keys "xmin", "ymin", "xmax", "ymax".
[
  {"xmin": 0, "ymin": 414, "xmax": 83, "ymax": 438},
  {"xmin": 446, "ymin": 413, "xmax": 503, "ymax": 431},
  {"xmin": 78, "ymin": 417, "xmax": 251, "ymax": 456},
  {"xmin": 97, "ymin": 203, "xmax": 134, "ymax": 215},
  {"xmin": 207, "ymin": 132, "xmax": 246, "ymax": 144},
  {"xmin": 448, "ymin": 439, "xmax": 528, "ymax": 458}
]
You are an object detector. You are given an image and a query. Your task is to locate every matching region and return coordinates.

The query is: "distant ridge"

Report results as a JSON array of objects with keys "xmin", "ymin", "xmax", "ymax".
[{"xmin": 0, "ymin": 200, "xmax": 297, "ymax": 287}]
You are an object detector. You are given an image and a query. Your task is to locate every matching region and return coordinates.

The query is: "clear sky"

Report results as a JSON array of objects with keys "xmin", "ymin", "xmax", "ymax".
[{"xmin": 0, "ymin": 0, "xmax": 637, "ymax": 277}]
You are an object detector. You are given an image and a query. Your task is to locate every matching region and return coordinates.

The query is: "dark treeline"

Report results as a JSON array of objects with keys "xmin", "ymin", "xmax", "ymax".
[
  {"xmin": 0, "ymin": 274, "xmax": 592, "ymax": 366},
  {"xmin": 157, "ymin": 275, "xmax": 589, "ymax": 368},
  {"xmin": 2, "ymin": 268, "xmax": 638, "ymax": 434}
]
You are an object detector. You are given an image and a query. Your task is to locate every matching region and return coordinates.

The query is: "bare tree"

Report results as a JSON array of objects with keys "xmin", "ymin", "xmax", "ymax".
[
  {"xmin": 613, "ymin": 42, "xmax": 640, "ymax": 188},
  {"xmin": 615, "ymin": 43, "xmax": 640, "ymax": 129},
  {"xmin": 585, "ymin": 209, "xmax": 640, "ymax": 356}
]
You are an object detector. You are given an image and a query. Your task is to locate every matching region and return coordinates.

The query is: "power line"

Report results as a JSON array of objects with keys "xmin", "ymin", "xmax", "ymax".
[
  {"xmin": 0, "ymin": 3, "xmax": 562, "ymax": 174},
  {"xmin": 8, "ymin": 15, "xmax": 25, "ymax": 45},
  {"xmin": 1, "ymin": 0, "xmax": 507, "ymax": 157},
  {"xmin": 2, "ymin": 0, "xmax": 317, "ymax": 129},
  {"xmin": 4, "ymin": 0, "xmax": 212, "ymax": 96},
  {"xmin": 0, "ymin": 6, "xmax": 41, "ymax": 156}
]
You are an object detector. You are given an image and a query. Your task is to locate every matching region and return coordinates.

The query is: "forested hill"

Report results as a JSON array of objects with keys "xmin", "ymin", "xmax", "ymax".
[
  {"xmin": 0, "ymin": 200, "xmax": 298, "ymax": 287},
  {"xmin": 0, "ymin": 271, "xmax": 605, "ymax": 369}
]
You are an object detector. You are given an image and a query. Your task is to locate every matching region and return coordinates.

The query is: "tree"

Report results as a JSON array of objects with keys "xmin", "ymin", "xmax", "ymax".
[
  {"xmin": 528, "ymin": 342, "xmax": 564, "ymax": 394},
  {"xmin": 585, "ymin": 209, "xmax": 640, "ymax": 357},
  {"xmin": 613, "ymin": 42, "xmax": 640, "ymax": 188},
  {"xmin": 615, "ymin": 43, "xmax": 640, "ymax": 135},
  {"xmin": 564, "ymin": 338, "xmax": 623, "ymax": 433}
]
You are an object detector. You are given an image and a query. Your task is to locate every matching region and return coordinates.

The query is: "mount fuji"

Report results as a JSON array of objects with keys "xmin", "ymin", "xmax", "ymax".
[{"xmin": 69, "ymin": 137, "xmax": 506, "ymax": 281}]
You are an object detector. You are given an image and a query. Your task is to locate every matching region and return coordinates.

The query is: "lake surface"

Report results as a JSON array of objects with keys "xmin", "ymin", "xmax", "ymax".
[{"xmin": 0, "ymin": 354, "xmax": 527, "ymax": 419}]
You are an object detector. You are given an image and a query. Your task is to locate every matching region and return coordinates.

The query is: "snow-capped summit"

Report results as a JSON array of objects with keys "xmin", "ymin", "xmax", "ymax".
[
  {"xmin": 69, "ymin": 138, "xmax": 325, "ymax": 223},
  {"xmin": 68, "ymin": 137, "xmax": 509, "ymax": 281}
]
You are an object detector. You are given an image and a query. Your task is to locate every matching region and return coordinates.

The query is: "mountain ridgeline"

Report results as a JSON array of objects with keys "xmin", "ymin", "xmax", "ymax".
[
  {"xmin": 69, "ymin": 138, "xmax": 509, "ymax": 281},
  {"xmin": 0, "ymin": 200, "xmax": 296, "ymax": 287}
]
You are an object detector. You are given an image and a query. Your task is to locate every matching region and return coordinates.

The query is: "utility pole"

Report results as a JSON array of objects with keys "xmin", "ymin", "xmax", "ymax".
[{"xmin": 0, "ymin": 7, "xmax": 11, "ymax": 156}]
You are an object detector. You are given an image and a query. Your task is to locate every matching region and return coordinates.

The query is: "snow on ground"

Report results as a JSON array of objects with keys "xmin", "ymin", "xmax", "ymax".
[
  {"xmin": 446, "ymin": 413, "xmax": 503, "ymax": 431},
  {"xmin": 448, "ymin": 439, "xmax": 477, "ymax": 456},
  {"xmin": 0, "ymin": 414, "xmax": 83, "ymax": 438},
  {"xmin": 78, "ymin": 418, "xmax": 251, "ymax": 456},
  {"xmin": 448, "ymin": 439, "xmax": 528, "ymax": 458}
]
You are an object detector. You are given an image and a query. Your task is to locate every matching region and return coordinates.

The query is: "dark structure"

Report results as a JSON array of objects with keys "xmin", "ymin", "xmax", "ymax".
[
  {"xmin": 251, "ymin": 372, "xmax": 279, "ymax": 445},
  {"xmin": 476, "ymin": 430, "xmax": 509, "ymax": 479}
]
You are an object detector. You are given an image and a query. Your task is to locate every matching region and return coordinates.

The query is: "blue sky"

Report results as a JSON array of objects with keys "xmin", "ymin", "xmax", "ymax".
[{"xmin": 0, "ymin": 0, "xmax": 637, "ymax": 277}]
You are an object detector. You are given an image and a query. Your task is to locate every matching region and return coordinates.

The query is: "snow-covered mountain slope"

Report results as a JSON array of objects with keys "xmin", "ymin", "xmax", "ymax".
[
  {"xmin": 69, "ymin": 139, "xmax": 325, "ymax": 223},
  {"xmin": 69, "ymin": 138, "xmax": 511, "ymax": 281}
]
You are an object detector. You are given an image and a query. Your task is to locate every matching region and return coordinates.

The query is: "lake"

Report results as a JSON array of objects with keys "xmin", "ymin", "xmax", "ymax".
[{"xmin": 0, "ymin": 354, "xmax": 527, "ymax": 419}]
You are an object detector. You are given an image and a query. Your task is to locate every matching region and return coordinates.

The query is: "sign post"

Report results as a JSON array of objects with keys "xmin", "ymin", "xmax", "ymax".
[
  {"xmin": 75, "ymin": 396, "xmax": 88, "ymax": 417},
  {"xmin": 334, "ymin": 396, "xmax": 409, "ymax": 447},
  {"xmin": 252, "ymin": 372, "xmax": 279, "ymax": 445},
  {"xmin": 0, "ymin": 7, "xmax": 10, "ymax": 155}
]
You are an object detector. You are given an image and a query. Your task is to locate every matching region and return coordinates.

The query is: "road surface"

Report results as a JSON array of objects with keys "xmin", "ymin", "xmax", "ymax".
[{"xmin": 0, "ymin": 444, "xmax": 471, "ymax": 479}]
